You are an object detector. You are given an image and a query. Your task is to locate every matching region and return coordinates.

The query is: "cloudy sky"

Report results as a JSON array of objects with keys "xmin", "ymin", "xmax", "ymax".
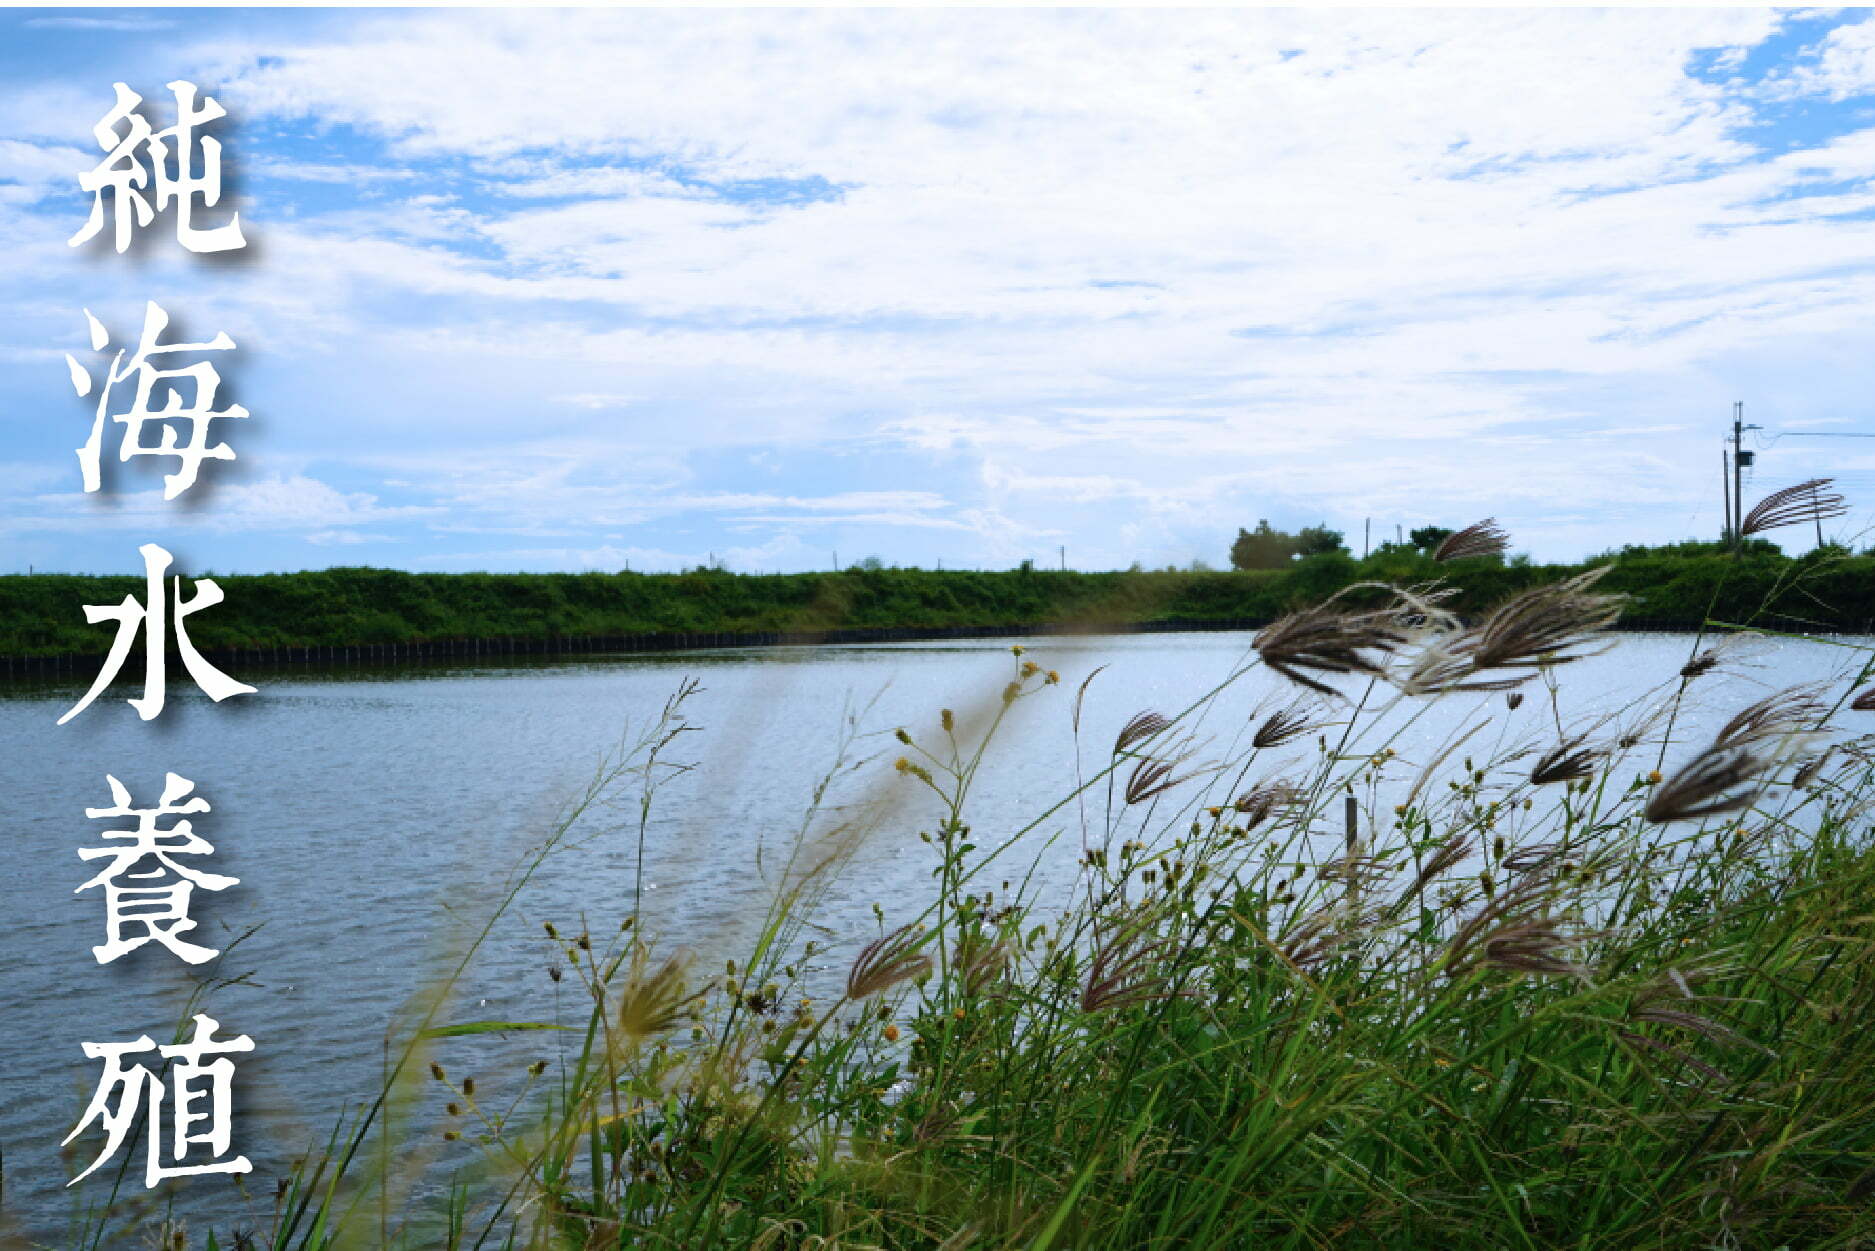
[{"xmin": 4, "ymin": 6, "xmax": 1875, "ymax": 575}]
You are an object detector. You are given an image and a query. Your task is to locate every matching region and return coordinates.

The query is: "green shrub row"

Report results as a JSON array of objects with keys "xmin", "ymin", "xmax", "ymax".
[{"xmin": 1, "ymin": 541, "xmax": 1866, "ymax": 658}]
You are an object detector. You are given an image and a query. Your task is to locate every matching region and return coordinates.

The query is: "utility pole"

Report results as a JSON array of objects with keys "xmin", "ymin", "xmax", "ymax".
[
  {"xmin": 1730, "ymin": 401, "xmax": 1760, "ymax": 548},
  {"xmin": 1720, "ymin": 448, "xmax": 1731, "ymax": 542},
  {"xmin": 1362, "ymin": 518, "xmax": 1370, "ymax": 559},
  {"xmin": 1059, "ymin": 545, "xmax": 1066, "ymax": 572}
]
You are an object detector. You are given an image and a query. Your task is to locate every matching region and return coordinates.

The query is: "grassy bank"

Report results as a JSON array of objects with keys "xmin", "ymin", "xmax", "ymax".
[
  {"xmin": 4, "ymin": 539, "xmax": 1874, "ymax": 660},
  {"xmin": 57, "ymin": 569, "xmax": 1875, "ymax": 1248}
]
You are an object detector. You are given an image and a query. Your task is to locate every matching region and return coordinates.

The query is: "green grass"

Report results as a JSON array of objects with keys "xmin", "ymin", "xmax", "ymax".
[
  {"xmin": 40, "ymin": 569, "xmax": 1875, "ymax": 1250},
  {"xmin": 4, "ymin": 539, "xmax": 1873, "ymax": 661}
]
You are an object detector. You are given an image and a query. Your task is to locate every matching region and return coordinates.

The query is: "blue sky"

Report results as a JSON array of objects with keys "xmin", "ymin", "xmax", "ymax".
[{"xmin": 6, "ymin": 7, "xmax": 1875, "ymax": 575}]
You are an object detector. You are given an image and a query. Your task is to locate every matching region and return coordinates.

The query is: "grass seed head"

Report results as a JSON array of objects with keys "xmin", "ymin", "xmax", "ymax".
[
  {"xmin": 1252, "ymin": 700, "xmax": 1323, "ymax": 749},
  {"xmin": 616, "ymin": 948, "xmax": 696, "ymax": 1044},
  {"xmin": 1232, "ymin": 782, "xmax": 1300, "ymax": 831},
  {"xmin": 1712, "ymin": 683, "xmax": 1828, "ymax": 750},
  {"xmin": 1254, "ymin": 601, "xmax": 1409, "ymax": 697},
  {"xmin": 1125, "ymin": 756, "xmax": 1187, "ymax": 805},
  {"xmin": 1433, "ymin": 518, "xmax": 1510, "ymax": 563},
  {"xmin": 1396, "ymin": 568, "xmax": 1624, "ymax": 695},
  {"xmin": 1115, "ymin": 710, "xmax": 1171, "ymax": 753},
  {"xmin": 847, "ymin": 925, "xmax": 933, "ymax": 1000},
  {"xmin": 1080, "ymin": 922, "xmax": 1177, "ymax": 1013},
  {"xmin": 1531, "ymin": 735, "xmax": 1603, "ymax": 786},
  {"xmin": 1644, "ymin": 743, "xmax": 1774, "ymax": 822},
  {"xmin": 1739, "ymin": 477, "xmax": 1847, "ymax": 537}
]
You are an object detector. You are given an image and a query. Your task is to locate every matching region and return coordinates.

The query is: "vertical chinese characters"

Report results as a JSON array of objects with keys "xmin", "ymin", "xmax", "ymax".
[
  {"xmin": 77, "ymin": 773, "xmax": 238, "ymax": 965},
  {"xmin": 70, "ymin": 81, "xmax": 245, "ymax": 254},
  {"xmin": 62, "ymin": 81, "xmax": 259, "ymax": 1193},
  {"xmin": 69, "ymin": 302, "xmax": 247, "ymax": 499}
]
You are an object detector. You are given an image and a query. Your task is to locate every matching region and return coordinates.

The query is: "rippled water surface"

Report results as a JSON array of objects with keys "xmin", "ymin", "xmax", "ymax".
[{"xmin": 1, "ymin": 629, "xmax": 1868, "ymax": 1229}]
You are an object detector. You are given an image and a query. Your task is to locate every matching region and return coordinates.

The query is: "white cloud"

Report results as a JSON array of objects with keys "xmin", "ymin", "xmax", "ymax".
[
  {"xmin": 0, "ymin": 475, "xmax": 431, "ymax": 539},
  {"xmin": 1784, "ymin": 15, "xmax": 1875, "ymax": 99},
  {"xmin": 10, "ymin": 9, "xmax": 1875, "ymax": 568}
]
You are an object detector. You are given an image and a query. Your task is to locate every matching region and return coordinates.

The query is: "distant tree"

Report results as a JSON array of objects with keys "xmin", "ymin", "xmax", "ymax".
[
  {"xmin": 855, "ymin": 555, "xmax": 886, "ymax": 571},
  {"xmin": 1408, "ymin": 525, "xmax": 1454, "ymax": 554},
  {"xmin": 1230, "ymin": 520, "xmax": 1297, "ymax": 570},
  {"xmin": 1187, "ymin": 557, "xmax": 1216, "ymax": 573},
  {"xmin": 1295, "ymin": 524, "xmax": 1346, "ymax": 558}
]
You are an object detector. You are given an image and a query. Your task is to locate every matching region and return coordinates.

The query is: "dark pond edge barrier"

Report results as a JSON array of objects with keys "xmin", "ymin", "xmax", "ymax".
[{"xmin": 0, "ymin": 614, "xmax": 1854, "ymax": 683}]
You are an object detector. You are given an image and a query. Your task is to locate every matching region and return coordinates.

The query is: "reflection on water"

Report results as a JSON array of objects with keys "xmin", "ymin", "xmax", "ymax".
[{"xmin": 0, "ymin": 629, "xmax": 1868, "ymax": 1228}]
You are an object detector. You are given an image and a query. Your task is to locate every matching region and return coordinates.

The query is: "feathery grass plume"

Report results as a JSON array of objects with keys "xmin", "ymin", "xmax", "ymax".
[
  {"xmin": 1680, "ymin": 649, "xmax": 1721, "ymax": 679},
  {"xmin": 1445, "ymin": 873, "xmax": 1571, "ymax": 967},
  {"xmin": 1712, "ymin": 683, "xmax": 1828, "ymax": 750},
  {"xmin": 1499, "ymin": 841, "xmax": 1563, "ymax": 875},
  {"xmin": 847, "ymin": 925, "xmax": 932, "ymax": 1000},
  {"xmin": 1471, "ymin": 567, "xmax": 1624, "ymax": 667},
  {"xmin": 1405, "ymin": 834, "xmax": 1472, "ymax": 898},
  {"xmin": 1627, "ymin": 969, "xmax": 1771, "ymax": 1056},
  {"xmin": 1628, "ymin": 1005, "xmax": 1765, "ymax": 1053},
  {"xmin": 1080, "ymin": 922, "xmax": 1176, "ymax": 1013},
  {"xmin": 1232, "ymin": 782, "xmax": 1300, "ymax": 831},
  {"xmin": 1530, "ymin": 735, "xmax": 1602, "ymax": 785},
  {"xmin": 1252, "ymin": 590, "xmax": 1417, "ymax": 696},
  {"xmin": 1279, "ymin": 901, "xmax": 1375, "ymax": 971},
  {"xmin": 1469, "ymin": 916, "xmax": 1597, "ymax": 981},
  {"xmin": 1792, "ymin": 747, "xmax": 1833, "ymax": 788},
  {"xmin": 1252, "ymin": 699, "xmax": 1323, "ymax": 749},
  {"xmin": 1644, "ymin": 743, "xmax": 1775, "ymax": 822},
  {"xmin": 615, "ymin": 946, "xmax": 698, "ymax": 1044},
  {"xmin": 1124, "ymin": 756, "xmax": 1186, "ymax": 805},
  {"xmin": 1115, "ymin": 710, "xmax": 1171, "ymax": 753},
  {"xmin": 1505, "ymin": 692, "xmax": 1524, "ymax": 710},
  {"xmin": 1433, "ymin": 518, "xmax": 1509, "ymax": 563},
  {"xmin": 955, "ymin": 934, "xmax": 1013, "ymax": 998},
  {"xmin": 1739, "ymin": 477, "xmax": 1848, "ymax": 537},
  {"xmin": 1396, "ymin": 568, "xmax": 1625, "ymax": 694},
  {"xmin": 1851, "ymin": 686, "xmax": 1875, "ymax": 712},
  {"xmin": 1317, "ymin": 852, "xmax": 1389, "ymax": 891}
]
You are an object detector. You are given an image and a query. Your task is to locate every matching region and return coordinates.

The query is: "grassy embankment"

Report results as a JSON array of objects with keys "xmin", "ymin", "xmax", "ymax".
[
  {"xmin": 3, "ymin": 539, "xmax": 1872, "ymax": 660},
  {"xmin": 61, "ymin": 557, "xmax": 1875, "ymax": 1248}
]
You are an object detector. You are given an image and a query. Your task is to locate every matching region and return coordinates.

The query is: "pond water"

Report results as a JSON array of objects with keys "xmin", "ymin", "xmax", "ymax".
[{"xmin": 0, "ymin": 629, "xmax": 1868, "ymax": 1232}]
